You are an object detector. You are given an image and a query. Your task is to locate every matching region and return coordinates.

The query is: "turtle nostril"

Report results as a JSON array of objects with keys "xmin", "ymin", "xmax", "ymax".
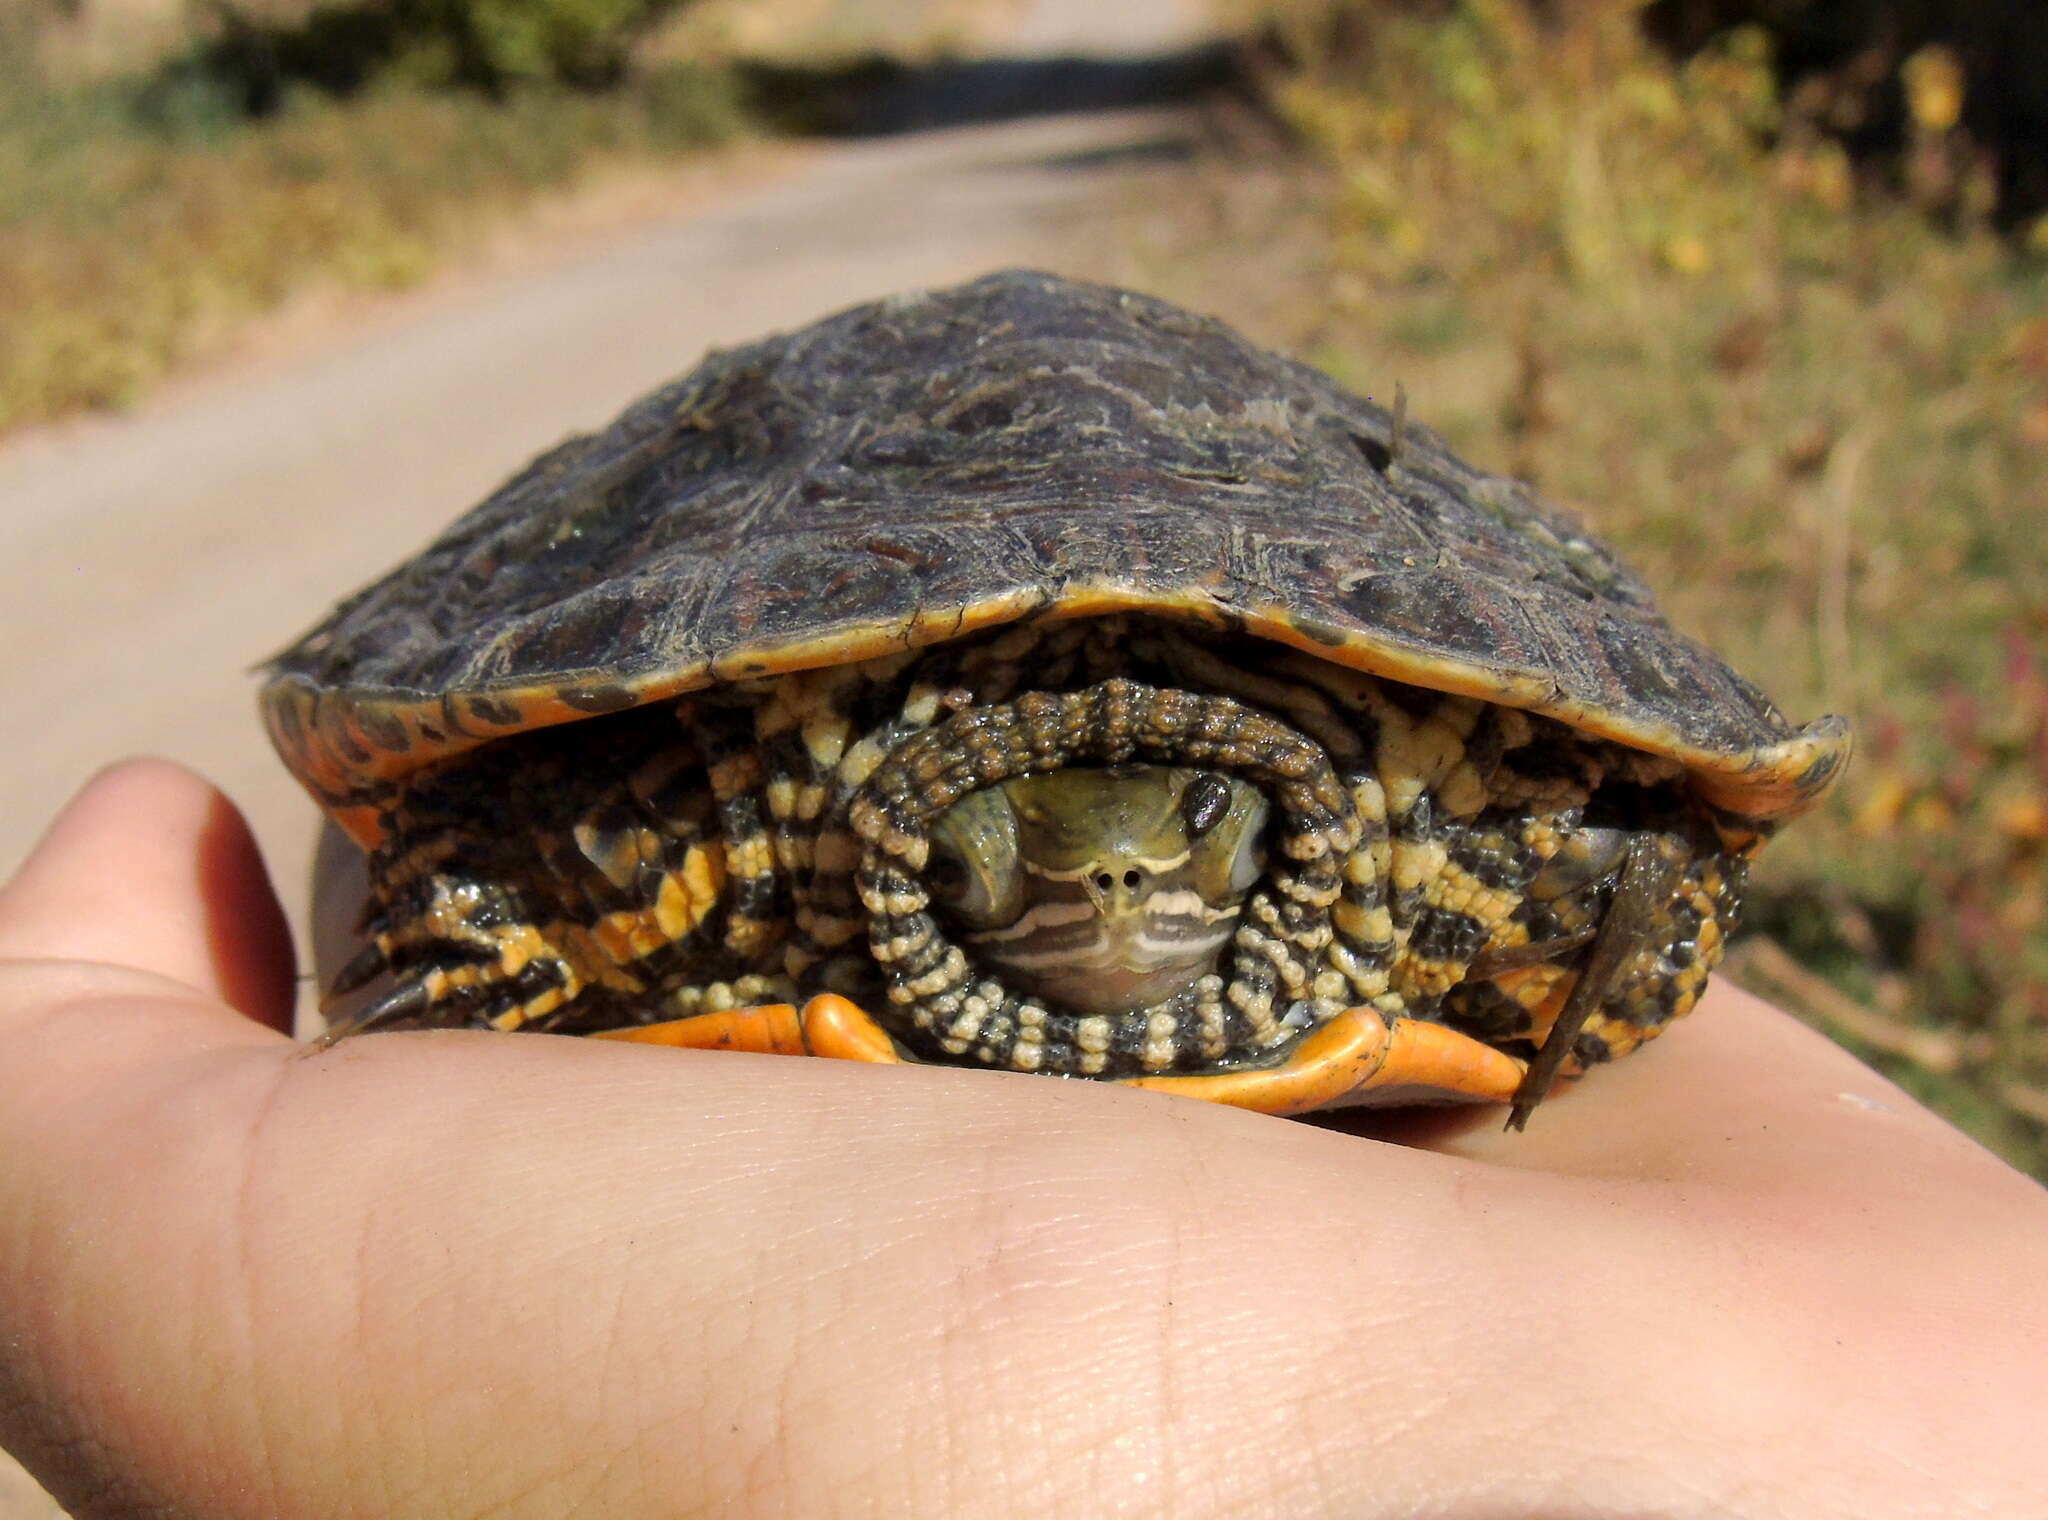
[
  {"xmin": 1123, "ymin": 869, "xmax": 1141, "ymax": 889},
  {"xmin": 1094, "ymin": 871, "xmax": 1114, "ymax": 893}
]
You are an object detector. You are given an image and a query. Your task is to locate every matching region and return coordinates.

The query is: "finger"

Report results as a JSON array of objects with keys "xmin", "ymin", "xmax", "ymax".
[{"xmin": 0, "ymin": 758, "xmax": 296, "ymax": 1032}]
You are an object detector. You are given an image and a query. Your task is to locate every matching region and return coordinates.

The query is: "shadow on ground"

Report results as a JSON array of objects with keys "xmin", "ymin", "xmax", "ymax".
[
  {"xmin": 741, "ymin": 43, "xmax": 1243, "ymax": 137},
  {"xmin": 139, "ymin": 2, "xmax": 1249, "ymax": 149}
]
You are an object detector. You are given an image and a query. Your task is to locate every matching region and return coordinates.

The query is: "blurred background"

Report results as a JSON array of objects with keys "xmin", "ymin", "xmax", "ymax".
[{"xmin": 1, "ymin": 0, "xmax": 2044, "ymax": 1505}]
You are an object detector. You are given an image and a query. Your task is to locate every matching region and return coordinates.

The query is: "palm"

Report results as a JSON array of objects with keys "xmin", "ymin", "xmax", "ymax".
[{"xmin": 2, "ymin": 762, "xmax": 2043, "ymax": 1517}]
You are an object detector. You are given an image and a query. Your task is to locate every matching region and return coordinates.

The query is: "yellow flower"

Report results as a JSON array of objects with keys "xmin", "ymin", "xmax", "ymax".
[
  {"xmin": 1662, "ymin": 234, "xmax": 1711, "ymax": 276},
  {"xmin": 1853, "ymin": 773, "xmax": 1911, "ymax": 836},
  {"xmin": 1902, "ymin": 45, "xmax": 1965, "ymax": 134},
  {"xmin": 1808, "ymin": 142, "xmax": 1854, "ymax": 213},
  {"xmin": 1908, "ymin": 794, "xmax": 1955, "ymax": 834},
  {"xmin": 1995, "ymin": 793, "xmax": 2048, "ymax": 844}
]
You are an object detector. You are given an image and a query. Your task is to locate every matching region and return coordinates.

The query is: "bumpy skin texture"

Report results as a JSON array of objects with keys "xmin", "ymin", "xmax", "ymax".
[
  {"xmin": 261, "ymin": 271, "xmax": 1848, "ymax": 1103},
  {"xmin": 324, "ymin": 618, "xmax": 1741, "ymax": 1084}
]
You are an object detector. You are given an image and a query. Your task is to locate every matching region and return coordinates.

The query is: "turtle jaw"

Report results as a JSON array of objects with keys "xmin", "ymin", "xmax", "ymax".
[{"xmin": 964, "ymin": 884, "xmax": 1240, "ymax": 1017}]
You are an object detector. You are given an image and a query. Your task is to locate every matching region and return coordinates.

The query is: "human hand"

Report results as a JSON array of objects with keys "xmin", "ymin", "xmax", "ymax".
[{"xmin": 2, "ymin": 760, "xmax": 2044, "ymax": 1518}]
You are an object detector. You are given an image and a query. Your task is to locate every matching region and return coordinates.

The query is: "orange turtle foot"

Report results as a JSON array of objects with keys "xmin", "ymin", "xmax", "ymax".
[
  {"xmin": 1119, "ymin": 1007, "xmax": 1527, "ymax": 1117},
  {"xmin": 590, "ymin": 994, "xmax": 903, "ymax": 1064},
  {"xmin": 594, "ymin": 999, "xmax": 1525, "ymax": 1118}
]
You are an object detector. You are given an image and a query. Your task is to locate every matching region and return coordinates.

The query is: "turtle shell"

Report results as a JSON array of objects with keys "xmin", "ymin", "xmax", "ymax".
[{"xmin": 262, "ymin": 270, "xmax": 1848, "ymax": 849}]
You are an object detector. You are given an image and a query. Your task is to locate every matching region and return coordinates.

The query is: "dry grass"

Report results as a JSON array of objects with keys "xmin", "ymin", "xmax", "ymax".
[
  {"xmin": 0, "ymin": 56, "xmax": 753, "ymax": 430},
  {"xmin": 1163, "ymin": 0, "xmax": 2048, "ymax": 1171},
  {"xmin": 0, "ymin": 0, "xmax": 1023, "ymax": 435}
]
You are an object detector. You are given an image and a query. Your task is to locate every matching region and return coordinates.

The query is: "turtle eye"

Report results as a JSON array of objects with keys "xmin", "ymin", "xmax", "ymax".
[
  {"xmin": 1186, "ymin": 777, "xmax": 1270, "ymax": 903},
  {"xmin": 1181, "ymin": 772, "xmax": 1233, "ymax": 837},
  {"xmin": 927, "ymin": 786, "xmax": 1025, "ymax": 930}
]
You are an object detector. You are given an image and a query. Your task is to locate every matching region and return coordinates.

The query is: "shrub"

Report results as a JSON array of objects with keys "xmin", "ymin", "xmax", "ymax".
[{"xmin": 1206, "ymin": 0, "xmax": 2048, "ymax": 1170}]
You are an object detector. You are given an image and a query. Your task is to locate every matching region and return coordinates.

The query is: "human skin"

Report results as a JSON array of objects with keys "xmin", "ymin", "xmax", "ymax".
[{"xmin": 1, "ymin": 760, "xmax": 2045, "ymax": 1518}]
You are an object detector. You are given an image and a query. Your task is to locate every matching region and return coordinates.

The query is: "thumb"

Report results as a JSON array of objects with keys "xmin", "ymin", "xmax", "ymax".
[
  {"xmin": 0, "ymin": 758, "xmax": 296, "ymax": 1034},
  {"xmin": 0, "ymin": 763, "xmax": 301, "ymax": 1513}
]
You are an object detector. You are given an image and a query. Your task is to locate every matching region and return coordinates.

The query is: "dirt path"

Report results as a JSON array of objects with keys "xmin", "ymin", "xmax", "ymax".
[{"xmin": 0, "ymin": 0, "xmax": 1225, "ymax": 1510}]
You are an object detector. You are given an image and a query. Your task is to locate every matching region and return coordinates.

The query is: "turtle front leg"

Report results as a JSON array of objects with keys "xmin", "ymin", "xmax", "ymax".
[{"xmin": 1505, "ymin": 836, "xmax": 1679, "ymax": 1129}]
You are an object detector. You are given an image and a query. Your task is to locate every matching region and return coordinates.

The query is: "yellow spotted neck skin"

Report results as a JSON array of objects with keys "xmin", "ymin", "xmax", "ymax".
[{"xmin": 335, "ymin": 616, "xmax": 1742, "ymax": 1084}]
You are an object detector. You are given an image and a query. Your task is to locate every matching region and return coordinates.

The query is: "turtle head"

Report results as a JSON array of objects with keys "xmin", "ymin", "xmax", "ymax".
[{"xmin": 926, "ymin": 766, "xmax": 1269, "ymax": 1016}]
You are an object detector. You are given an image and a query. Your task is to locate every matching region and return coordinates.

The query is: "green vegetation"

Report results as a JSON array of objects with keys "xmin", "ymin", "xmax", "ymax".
[
  {"xmin": 0, "ymin": 0, "xmax": 754, "ymax": 431},
  {"xmin": 155, "ymin": 0, "xmax": 693, "ymax": 98},
  {"xmin": 1211, "ymin": 0, "xmax": 2048, "ymax": 1170}
]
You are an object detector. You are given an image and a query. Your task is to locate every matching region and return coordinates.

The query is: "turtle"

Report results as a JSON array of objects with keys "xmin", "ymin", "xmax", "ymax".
[{"xmin": 262, "ymin": 269, "xmax": 1849, "ymax": 1125}]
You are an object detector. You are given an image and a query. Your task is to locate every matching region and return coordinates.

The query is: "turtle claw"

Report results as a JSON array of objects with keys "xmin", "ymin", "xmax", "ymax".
[
  {"xmin": 312, "ymin": 975, "xmax": 430, "ymax": 1046},
  {"xmin": 1506, "ymin": 835, "xmax": 1677, "ymax": 1130},
  {"xmin": 324, "ymin": 940, "xmax": 391, "ymax": 1001},
  {"xmin": 590, "ymin": 995, "xmax": 903, "ymax": 1064}
]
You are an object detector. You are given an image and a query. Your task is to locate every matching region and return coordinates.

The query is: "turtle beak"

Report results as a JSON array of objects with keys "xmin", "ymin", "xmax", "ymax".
[{"xmin": 965, "ymin": 853, "xmax": 1241, "ymax": 1016}]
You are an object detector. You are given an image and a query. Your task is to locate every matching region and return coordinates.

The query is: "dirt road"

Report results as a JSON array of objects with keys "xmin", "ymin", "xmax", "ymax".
[{"xmin": 0, "ymin": 0, "xmax": 1227, "ymax": 1509}]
